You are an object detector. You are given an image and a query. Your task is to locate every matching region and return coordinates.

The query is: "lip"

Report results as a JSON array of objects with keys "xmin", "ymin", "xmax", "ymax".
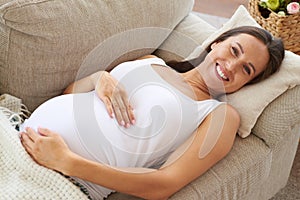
[{"xmin": 215, "ymin": 63, "xmax": 229, "ymax": 82}]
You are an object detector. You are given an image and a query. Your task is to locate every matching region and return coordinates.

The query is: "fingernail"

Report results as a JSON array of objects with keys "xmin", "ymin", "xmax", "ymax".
[
  {"xmin": 111, "ymin": 113, "xmax": 115, "ymax": 118},
  {"xmin": 121, "ymin": 120, "xmax": 125, "ymax": 126},
  {"xmin": 131, "ymin": 119, "xmax": 136, "ymax": 125},
  {"xmin": 125, "ymin": 123, "xmax": 130, "ymax": 128}
]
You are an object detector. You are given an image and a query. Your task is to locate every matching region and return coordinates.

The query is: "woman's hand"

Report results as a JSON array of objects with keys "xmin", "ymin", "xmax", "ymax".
[
  {"xmin": 92, "ymin": 71, "xmax": 135, "ymax": 128},
  {"xmin": 64, "ymin": 70, "xmax": 135, "ymax": 128},
  {"xmin": 20, "ymin": 127, "xmax": 73, "ymax": 173}
]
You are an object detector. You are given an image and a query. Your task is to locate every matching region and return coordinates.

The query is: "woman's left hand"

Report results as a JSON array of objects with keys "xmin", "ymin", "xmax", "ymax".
[{"xmin": 20, "ymin": 127, "xmax": 72, "ymax": 173}]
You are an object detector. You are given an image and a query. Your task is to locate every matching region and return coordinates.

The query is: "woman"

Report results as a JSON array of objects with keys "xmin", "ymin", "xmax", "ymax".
[{"xmin": 20, "ymin": 26, "xmax": 284, "ymax": 200}]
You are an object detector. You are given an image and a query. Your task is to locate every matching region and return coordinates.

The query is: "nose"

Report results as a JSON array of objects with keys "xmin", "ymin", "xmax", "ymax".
[{"xmin": 226, "ymin": 59, "xmax": 242, "ymax": 73}]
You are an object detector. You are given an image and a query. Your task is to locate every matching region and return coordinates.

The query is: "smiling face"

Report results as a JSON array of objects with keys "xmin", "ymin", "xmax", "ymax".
[{"xmin": 199, "ymin": 33, "xmax": 270, "ymax": 95}]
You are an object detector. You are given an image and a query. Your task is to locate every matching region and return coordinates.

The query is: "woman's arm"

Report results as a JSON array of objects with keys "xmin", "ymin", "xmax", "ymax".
[
  {"xmin": 63, "ymin": 71, "xmax": 104, "ymax": 94},
  {"xmin": 21, "ymin": 104, "xmax": 239, "ymax": 200}
]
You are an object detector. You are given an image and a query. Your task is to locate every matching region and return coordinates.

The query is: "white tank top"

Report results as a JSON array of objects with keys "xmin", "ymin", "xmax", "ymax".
[{"xmin": 21, "ymin": 58, "xmax": 223, "ymax": 199}]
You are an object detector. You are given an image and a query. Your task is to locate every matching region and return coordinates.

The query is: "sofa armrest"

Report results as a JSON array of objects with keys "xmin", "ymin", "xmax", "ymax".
[{"xmin": 252, "ymin": 85, "xmax": 300, "ymax": 148}]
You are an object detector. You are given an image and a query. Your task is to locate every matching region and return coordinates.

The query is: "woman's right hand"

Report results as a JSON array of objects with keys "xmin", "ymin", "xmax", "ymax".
[
  {"xmin": 20, "ymin": 127, "xmax": 74, "ymax": 174},
  {"xmin": 92, "ymin": 71, "xmax": 135, "ymax": 128}
]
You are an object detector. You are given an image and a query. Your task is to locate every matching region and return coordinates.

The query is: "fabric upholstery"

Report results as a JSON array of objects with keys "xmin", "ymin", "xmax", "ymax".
[
  {"xmin": 154, "ymin": 13, "xmax": 217, "ymax": 62},
  {"xmin": 255, "ymin": 126, "xmax": 300, "ymax": 200},
  {"xmin": 0, "ymin": 0, "xmax": 193, "ymax": 111},
  {"xmin": 253, "ymin": 85, "xmax": 300, "ymax": 148}
]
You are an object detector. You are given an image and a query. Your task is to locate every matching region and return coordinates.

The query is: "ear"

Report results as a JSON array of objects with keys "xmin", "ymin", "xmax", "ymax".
[{"xmin": 210, "ymin": 42, "xmax": 218, "ymax": 50}]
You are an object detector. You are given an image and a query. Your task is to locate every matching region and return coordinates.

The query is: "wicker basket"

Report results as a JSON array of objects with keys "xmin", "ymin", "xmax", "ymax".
[{"xmin": 248, "ymin": 0, "xmax": 300, "ymax": 54}]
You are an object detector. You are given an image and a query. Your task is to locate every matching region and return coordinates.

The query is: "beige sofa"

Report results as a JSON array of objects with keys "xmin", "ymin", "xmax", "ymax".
[{"xmin": 0, "ymin": 0, "xmax": 299, "ymax": 199}]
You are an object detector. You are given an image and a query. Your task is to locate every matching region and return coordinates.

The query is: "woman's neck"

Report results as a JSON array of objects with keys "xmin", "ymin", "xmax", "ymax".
[{"xmin": 181, "ymin": 68, "xmax": 212, "ymax": 101}]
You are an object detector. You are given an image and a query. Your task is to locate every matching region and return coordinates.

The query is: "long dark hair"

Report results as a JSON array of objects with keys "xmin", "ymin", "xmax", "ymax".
[{"xmin": 167, "ymin": 26, "xmax": 285, "ymax": 84}]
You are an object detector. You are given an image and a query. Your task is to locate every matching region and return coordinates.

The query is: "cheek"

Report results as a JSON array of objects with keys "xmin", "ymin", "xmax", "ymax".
[{"xmin": 225, "ymin": 77, "xmax": 249, "ymax": 93}]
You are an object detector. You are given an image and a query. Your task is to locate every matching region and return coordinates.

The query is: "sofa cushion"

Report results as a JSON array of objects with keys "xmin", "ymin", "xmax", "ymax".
[
  {"xmin": 0, "ymin": 0, "xmax": 194, "ymax": 111},
  {"xmin": 154, "ymin": 13, "xmax": 217, "ymax": 62},
  {"xmin": 187, "ymin": 5, "xmax": 300, "ymax": 138},
  {"xmin": 253, "ymin": 85, "xmax": 300, "ymax": 148}
]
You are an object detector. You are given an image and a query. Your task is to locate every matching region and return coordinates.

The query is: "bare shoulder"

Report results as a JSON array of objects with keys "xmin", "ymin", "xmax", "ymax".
[
  {"xmin": 197, "ymin": 103, "xmax": 240, "ymax": 140},
  {"xmin": 225, "ymin": 104, "xmax": 240, "ymax": 126},
  {"xmin": 211, "ymin": 103, "xmax": 240, "ymax": 125}
]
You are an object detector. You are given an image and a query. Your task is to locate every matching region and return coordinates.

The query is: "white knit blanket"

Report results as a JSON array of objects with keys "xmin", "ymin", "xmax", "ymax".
[{"xmin": 0, "ymin": 110, "xmax": 89, "ymax": 200}]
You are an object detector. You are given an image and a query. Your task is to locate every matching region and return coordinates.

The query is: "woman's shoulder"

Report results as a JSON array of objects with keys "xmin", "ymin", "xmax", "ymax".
[
  {"xmin": 210, "ymin": 103, "xmax": 241, "ymax": 125},
  {"xmin": 195, "ymin": 103, "xmax": 240, "ymax": 143}
]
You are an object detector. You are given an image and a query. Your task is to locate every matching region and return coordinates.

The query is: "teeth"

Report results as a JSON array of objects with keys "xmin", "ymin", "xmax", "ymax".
[{"xmin": 216, "ymin": 65, "xmax": 228, "ymax": 80}]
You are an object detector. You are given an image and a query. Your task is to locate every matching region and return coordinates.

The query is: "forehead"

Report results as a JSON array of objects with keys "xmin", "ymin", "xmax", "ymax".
[{"xmin": 227, "ymin": 34, "xmax": 269, "ymax": 74}]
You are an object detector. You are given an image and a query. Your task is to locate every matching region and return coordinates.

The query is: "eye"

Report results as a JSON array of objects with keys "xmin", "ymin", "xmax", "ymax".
[
  {"xmin": 231, "ymin": 46, "xmax": 239, "ymax": 57},
  {"xmin": 243, "ymin": 65, "xmax": 251, "ymax": 75}
]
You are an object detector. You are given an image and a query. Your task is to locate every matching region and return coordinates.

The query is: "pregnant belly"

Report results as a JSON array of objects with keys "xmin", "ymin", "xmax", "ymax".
[
  {"xmin": 21, "ymin": 91, "xmax": 116, "ymax": 164},
  {"xmin": 22, "ymin": 84, "xmax": 183, "ymax": 167},
  {"xmin": 21, "ymin": 92, "xmax": 99, "ymax": 161}
]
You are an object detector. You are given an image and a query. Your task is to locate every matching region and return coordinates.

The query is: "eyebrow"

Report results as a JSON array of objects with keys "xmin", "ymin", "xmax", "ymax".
[
  {"xmin": 236, "ymin": 42, "xmax": 244, "ymax": 54},
  {"xmin": 236, "ymin": 42, "xmax": 257, "ymax": 75}
]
